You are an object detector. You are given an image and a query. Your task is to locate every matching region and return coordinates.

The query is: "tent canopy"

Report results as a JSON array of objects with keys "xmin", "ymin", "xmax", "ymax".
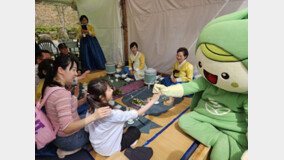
[
  {"xmin": 126, "ymin": 0, "xmax": 248, "ymax": 74},
  {"xmin": 37, "ymin": 0, "xmax": 248, "ymax": 75}
]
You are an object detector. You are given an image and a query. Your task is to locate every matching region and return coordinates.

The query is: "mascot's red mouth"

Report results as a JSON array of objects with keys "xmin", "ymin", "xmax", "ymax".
[{"xmin": 204, "ymin": 69, "xmax": 218, "ymax": 84}]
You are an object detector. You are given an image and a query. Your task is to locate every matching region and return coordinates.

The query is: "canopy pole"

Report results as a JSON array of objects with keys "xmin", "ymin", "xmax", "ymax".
[{"xmin": 121, "ymin": 0, "xmax": 128, "ymax": 65}]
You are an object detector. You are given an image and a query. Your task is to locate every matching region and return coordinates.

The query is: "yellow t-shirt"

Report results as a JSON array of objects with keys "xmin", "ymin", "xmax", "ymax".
[{"xmin": 35, "ymin": 79, "xmax": 45, "ymax": 103}]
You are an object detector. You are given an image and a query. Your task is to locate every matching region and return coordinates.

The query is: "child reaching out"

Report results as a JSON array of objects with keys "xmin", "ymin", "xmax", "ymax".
[{"xmin": 85, "ymin": 78, "xmax": 160, "ymax": 156}]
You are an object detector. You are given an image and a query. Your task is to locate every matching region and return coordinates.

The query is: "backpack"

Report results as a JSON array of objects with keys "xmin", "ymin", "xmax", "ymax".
[{"xmin": 35, "ymin": 87, "xmax": 64, "ymax": 150}]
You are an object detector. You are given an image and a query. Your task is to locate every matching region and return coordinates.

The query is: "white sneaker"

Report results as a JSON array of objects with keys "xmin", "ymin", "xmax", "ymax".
[
  {"xmin": 56, "ymin": 147, "xmax": 81, "ymax": 159},
  {"xmin": 131, "ymin": 140, "xmax": 138, "ymax": 147}
]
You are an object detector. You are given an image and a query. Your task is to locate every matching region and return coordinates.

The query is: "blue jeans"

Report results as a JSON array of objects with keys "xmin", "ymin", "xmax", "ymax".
[
  {"xmin": 53, "ymin": 129, "xmax": 89, "ymax": 151},
  {"xmin": 161, "ymin": 75, "xmax": 196, "ymax": 86},
  {"xmin": 119, "ymin": 66, "xmax": 136, "ymax": 80},
  {"xmin": 161, "ymin": 76, "xmax": 185, "ymax": 86}
]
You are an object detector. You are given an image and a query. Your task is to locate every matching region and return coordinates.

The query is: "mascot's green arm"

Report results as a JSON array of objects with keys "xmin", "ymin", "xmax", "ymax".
[
  {"xmin": 180, "ymin": 77, "xmax": 209, "ymax": 111},
  {"xmin": 181, "ymin": 77, "xmax": 209, "ymax": 95}
]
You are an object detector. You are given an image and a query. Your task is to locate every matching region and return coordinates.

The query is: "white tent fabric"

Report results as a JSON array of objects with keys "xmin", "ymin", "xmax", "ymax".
[
  {"xmin": 126, "ymin": 0, "xmax": 248, "ymax": 75},
  {"xmin": 76, "ymin": 0, "xmax": 124, "ymax": 65}
]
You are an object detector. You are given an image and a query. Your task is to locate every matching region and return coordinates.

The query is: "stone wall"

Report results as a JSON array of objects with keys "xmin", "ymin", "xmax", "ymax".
[{"xmin": 35, "ymin": 2, "xmax": 79, "ymax": 28}]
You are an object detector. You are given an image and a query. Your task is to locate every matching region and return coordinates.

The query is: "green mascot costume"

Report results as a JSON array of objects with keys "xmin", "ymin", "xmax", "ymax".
[{"xmin": 154, "ymin": 8, "xmax": 248, "ymax": 160}]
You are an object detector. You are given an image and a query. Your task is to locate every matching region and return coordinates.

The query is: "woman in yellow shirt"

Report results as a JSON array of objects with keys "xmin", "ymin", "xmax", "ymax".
[
  {"xmin": 161, "ymin": 47, "xmax": 194, "ymax": 105},
  {"xmin": 78, "ymin": 15, "xmax": 106, "ymax": 71},
  {"xmin": 119, "ymin": 42, "xmax": 147, "ymax": 81}
]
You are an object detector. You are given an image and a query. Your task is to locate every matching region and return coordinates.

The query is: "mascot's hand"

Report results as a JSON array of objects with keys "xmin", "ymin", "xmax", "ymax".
[
  {"xmin": 153, "ymin": 84, "xmax": 167, "ymax": 94},
  {"xmin": 153, "ymin": 84, "xmax": 184, "ymax": 97}
]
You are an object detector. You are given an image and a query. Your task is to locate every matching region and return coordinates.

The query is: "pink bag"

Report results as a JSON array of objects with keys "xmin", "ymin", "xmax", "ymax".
[{"xmin": 35, "ymin": 87, "xmax": 64, "ymax": 150}]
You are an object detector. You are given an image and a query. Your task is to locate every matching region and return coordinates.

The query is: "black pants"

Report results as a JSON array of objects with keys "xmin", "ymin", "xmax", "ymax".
[{"xmin": 121, "ymin": 126, "xmax": 141, "ymax": 151}]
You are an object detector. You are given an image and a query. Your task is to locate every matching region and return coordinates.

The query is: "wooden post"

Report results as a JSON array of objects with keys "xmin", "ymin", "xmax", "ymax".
[{"xmin": 121, "ymin": 0, "xmax": 128, "ymax": 65}]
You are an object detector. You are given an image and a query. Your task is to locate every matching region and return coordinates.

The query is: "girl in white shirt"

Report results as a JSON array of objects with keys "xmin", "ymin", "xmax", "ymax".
[{"xmin": 85, "ymin": 78, "xmax": 160, "ymax": 156}]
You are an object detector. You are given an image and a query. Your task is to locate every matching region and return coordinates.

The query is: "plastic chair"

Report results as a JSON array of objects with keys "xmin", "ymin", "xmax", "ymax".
[{"xmin": 38, "ymin": 39, "xmax": 59, "ymax": 58}]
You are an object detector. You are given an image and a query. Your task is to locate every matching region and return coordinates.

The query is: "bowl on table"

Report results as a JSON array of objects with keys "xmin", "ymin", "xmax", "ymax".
[
  {"xmin": 121, "ymin": 74, "xmax": 127, "ymax": 79},
  {"xmin": 156, "ymin": 75, "xmax": 161, "ymax": 80},
  {"xmin": 125, "ymin": 78, "xmax": 131, "ymax": 82},
  {"xmin": 114, "ymin": 74, "xmax": 120, "ymax": 78},
  {"xmin": 116, "ymin": 68, "xmax": 122, "ymax": 73},
  {"xmin": 108, "ymin": 100, "xmax": 115, "ymax": 106},
  {"xmin": 114, "ymin": 104, "xmax": 122, "ymax": 109}
]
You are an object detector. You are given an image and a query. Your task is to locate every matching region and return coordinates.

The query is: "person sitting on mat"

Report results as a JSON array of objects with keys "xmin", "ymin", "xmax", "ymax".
[
  {"xmin": 120, "ymin": 42, "xmax": 147, "ymax": 81},
  {"xmin": 58, "ymin": 43, "xmax": 71, "ymax": 56},
  {"xmin": 35, "ymin": 59, "xmax": 54, "ymax": 103},
  {"xmin": 35, "ymin": 57, "xmax": 90, "ymax": 103},
  {"xmin": 161, "ymin": 47, "xmax": 193, "ymax": 105},
  {"xmin": 35, "ymin": 50, "xmax": 51, "ymax": 90},
  {"xmin": 41, "ymin": 54, "xmax": 111, "ymax": 158},
  {"xmin": 85, "ymin": 78, "xmax": 160, "ymax": 156},
  {"xmin": 58, "ymin": 42, "xmax": 90, "ymax": 76}
]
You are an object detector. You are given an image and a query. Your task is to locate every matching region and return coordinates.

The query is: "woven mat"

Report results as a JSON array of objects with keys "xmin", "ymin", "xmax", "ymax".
[
  {"xmin": 113, "ymin": 80, "xmax": 145, "ymax": 99},
  {"xmin": 100, "ymin": 75, "xmax": 129, "ymax": 88},
  {"xmin": 121, "ymin": 87, "xmax": 184, "ymax": 116},
  {"xmin": 77, "ymin": 73, "xmax": 145, "ymax": 100}
]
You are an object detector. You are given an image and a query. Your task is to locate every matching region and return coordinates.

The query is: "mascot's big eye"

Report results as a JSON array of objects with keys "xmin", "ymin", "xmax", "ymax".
[
  {"xmin": 221, "ymin": 72, "xmax": 230, "ymax": 79},
  {"xmin": 198, "ymin": 61, "xmax": 202, "ymax": 68}
]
